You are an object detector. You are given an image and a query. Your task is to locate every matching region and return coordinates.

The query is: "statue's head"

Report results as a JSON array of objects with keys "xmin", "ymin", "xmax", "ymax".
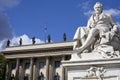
[{"xmin": 94, "ymin": 2, "xmax": 103, "ymax": 14}]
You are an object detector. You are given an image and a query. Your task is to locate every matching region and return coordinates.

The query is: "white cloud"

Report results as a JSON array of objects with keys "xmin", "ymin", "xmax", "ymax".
[
  {"xmin": 0, "ymin": 0, "xmax": 21, "ymax": 11},
  {"xmin": 116, "ymin": 22, "xmax": 120, "ymax": 29},
  {"xmin": 11, "ymin": 34, "xmax": 44, "ymax": 45},
  {"xmin": 0, "ymin": 39, "xmax": 7, "ymax": 51},
  {"xmin": 0, "ymin": 0, "xmax": 22, "ymax": 51},
  {"xmin": 77, "ymin": 1, "xmax": 93, "ymax": 17},
  {"xmin": 83, "ymin": 8, "xmax": 120, "ymax": 17},
  {"xmin": 77, "ymin": 1, "xmax": 91, "ymax": 10},
  {"xmin": 0, "ymin": 0, "xmax": 22, "ymax": 41},
  {"xmin": 104, "ymin": 9, "xmax": 120, "ymax": 16},
  {"xmin": 0, "ymin": 34, "xmax": 44, "ymax": 51},
  {"xmin": 0, "ymin": 0, "xmax": 22, "ymax": 42},
  {"xmin": 79, "ymin": 1, "xmax": 120, "ymax": 18},
  {"xmin": 0, "ymin": 12, "xmax": 14, "ymax": 51},
  {"xmin": 0, "ymin": 12, "xmax": 14, "ymax": 41},
  {"xmin": 84, "ymin": 10, "xmax": 93, "ymax": 17},
  {"xmin": 0, "ymin": 0, "xmax": 45, "ymax": 51}
]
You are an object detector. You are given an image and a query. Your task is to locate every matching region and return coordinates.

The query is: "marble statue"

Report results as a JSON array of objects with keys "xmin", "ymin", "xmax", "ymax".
[
  {"xmin": 47, "ymin": 34, "xmax": 51, "ymax": 43},
  {"xmin": 32, "ymin": 37, "xmax": 36, "ymax": 44},
  {"xmin": 19, "ymin": 38, "xmax": 22, "ymax": 46},
  {"xmin": 63, "ymin": 33, "xmax": 67, "ymax": 41},
  {"xmin": 73, "ymin": 2, "xmax": 120, "ymax": 58},
  {"xmin": 6, "ymin": 39, "xmax": 10, "ymax": 47}
]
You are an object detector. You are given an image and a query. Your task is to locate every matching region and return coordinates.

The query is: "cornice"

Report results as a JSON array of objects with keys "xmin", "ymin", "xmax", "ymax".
[{"xmin": 2, "ymin": 41, "xmax": 73, "ymax": 54}]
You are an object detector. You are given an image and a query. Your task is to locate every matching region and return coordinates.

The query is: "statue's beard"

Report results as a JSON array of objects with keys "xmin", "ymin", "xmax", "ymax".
[{"xmin": 95, "ymin": 10, "xmax": 102, "ymax": 14}]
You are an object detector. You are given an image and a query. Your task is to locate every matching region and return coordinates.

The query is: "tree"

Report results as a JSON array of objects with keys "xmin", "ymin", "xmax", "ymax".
[{"xmin": 0, "ymin": 53, "xmax": 6, "ymax": 80}]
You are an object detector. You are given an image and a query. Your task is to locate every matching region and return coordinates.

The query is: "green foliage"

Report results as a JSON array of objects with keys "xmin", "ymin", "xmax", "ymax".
[{"xmin": 0, "ymin": 54, "xmax": 6, "ymax": 80}]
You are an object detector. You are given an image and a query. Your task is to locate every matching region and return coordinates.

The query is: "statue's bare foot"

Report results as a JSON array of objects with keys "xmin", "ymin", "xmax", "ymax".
[
  {"xmin": 73, "ymin": 48, "xmax": 79, "ymax": 53},
  {"xmin": 73, "ymin": 47, "xmax": 85, "ymax": 54},
  {"xmin": 74, "ymin": 48, "xmax": 82, "ymax": 54},
  {"xmin": 77, "ymin": 47, "xmax": 85, "ymax": 54}
]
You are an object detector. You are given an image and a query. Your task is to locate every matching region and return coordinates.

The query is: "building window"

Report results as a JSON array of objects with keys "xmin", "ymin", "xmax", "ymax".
[
  {"xmin": 24, "ymin": 76, "xmax": 29, "ymax": 80},
  {"xmin": 39, "ymin": 62, "xmax": 45, "ymax": 69},
  {"xmin": 25, "ymin": 63, "xmax": 30, "ymax": 69},
  {"xmin": 38, "ymin": 72, "xmax": 44, "ymax": 80},
  {"xmin": 38, "ymin": 76, "xmax": 44, "ymax": 80},
  {"xmin": 54, "ymin": 75, "xmax": 60, "ymax": 80},
  {"xmin": 54, "ymin": 61, "xmax": 60, "ymax": 68},
  {"xmin": 11, "ymin": 62, "xmax": 16, "ymax": 69},
  {"xmin": 10, "ymin": 74, "xmax": 15, "ymax": 80},
  {"xmin": 64, "ymin": 55, "xmax": 71, "ymax": 60},
  {"xmin": 10, "ymin": 77, "xmax": 15, "ymax": 80}
]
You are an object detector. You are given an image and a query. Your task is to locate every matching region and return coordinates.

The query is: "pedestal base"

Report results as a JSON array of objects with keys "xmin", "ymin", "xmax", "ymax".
[
  {"xmin": 62, "ymin": 58, "xmax": 120, "ymax": 80},
  {"xmin": 70, "ymin": 52, "xmax": 104, "ymax": 61}
]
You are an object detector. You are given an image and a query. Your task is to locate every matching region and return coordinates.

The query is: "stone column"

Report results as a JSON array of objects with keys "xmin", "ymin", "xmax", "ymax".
[
  {"xmin": 29, "ymin": 57, "xmax": 34, "ymax": 80},
  {"xmin": 5, "ymin": 63, "xmax": 10, "ymax": 80},
  {"xmin": 62, "ymin": 56, "xmax": 65, "ymax": 80},
  {"xmin": 15, "ymin": 58, "xmax": 19, "ymax": 80},
  {"xmin": 46, "ymin": 57, "xmax": 49, "ymax": 80},
  {"xmin": 32, "ymin": 58, "xmax": 36, "ymax": 80},
  {"xmin": 19, "ymin": 60, "xmax": 23, "ymax": 80},
  {"xmin": 8, "ymin": 62, "xmax": 12, "ymax": 80},
  {"xmin": 49, "ymin": 57, "xmax": 53, "ymax": 80},
  {"xmin": 33, "ymin": 64, "xmax": 36, "ymax": 80}
]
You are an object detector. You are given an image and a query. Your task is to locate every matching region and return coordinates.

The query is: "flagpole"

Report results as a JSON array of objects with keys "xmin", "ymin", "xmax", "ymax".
[{"xmin": 44, "ymin": 23, "xmax": 47, "ymax": 43}]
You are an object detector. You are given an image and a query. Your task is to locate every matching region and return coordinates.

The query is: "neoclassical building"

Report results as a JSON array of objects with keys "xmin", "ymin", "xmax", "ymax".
[{"xmin": 2, "ymin": 41, "xmax": 73, "ymax": 80}]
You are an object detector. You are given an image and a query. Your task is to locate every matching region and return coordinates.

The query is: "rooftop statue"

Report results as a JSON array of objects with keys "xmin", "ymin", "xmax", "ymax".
[
  {"xmin": 19, "ymin": 38, "xmax": 22, "ymax": 46},
  {"xmin": 32, "ymin": 37, "xmax": 36, "ymax": 45},
  {"xmin": 6, "ymin": 39, "xmax": 10, "ymax": 47},
  {"xmin": 73, "ymin": 2, "xmax": 120, "ymax": 58}
]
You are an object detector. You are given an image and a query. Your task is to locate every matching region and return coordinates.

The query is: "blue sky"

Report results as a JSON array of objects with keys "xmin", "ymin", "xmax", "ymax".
[{"xmin": 0, "ymin": 0, "xmax": 120, "ymax": 50}]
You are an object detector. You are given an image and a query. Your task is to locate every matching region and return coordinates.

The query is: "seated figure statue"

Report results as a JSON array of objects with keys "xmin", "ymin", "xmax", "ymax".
[{"xmin": 73, "ymin": 2, "xmax": 120, "ymax": 57}]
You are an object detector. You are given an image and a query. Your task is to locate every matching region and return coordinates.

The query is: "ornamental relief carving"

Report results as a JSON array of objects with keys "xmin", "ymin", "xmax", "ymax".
[{"xmin": 85, "ymin": 66, "xmax": 106, "ymax": 80}]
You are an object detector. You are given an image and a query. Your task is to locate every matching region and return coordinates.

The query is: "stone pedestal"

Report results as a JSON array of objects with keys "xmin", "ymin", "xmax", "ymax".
[{"xmin": 62, "ymin": 53, "xmax": 120, "ymax": 80}]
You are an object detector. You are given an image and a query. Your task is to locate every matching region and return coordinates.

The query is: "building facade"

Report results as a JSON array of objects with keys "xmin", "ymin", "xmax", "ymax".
[{"xmin": 2, "ymin": 41, "xmax": 73, "ymax": 80}]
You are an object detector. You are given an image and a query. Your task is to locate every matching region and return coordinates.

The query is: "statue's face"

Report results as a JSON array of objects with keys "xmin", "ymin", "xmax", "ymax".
[{"xmin": 94, "ymin": 4, "xmax": 103, "ymax": 14}]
